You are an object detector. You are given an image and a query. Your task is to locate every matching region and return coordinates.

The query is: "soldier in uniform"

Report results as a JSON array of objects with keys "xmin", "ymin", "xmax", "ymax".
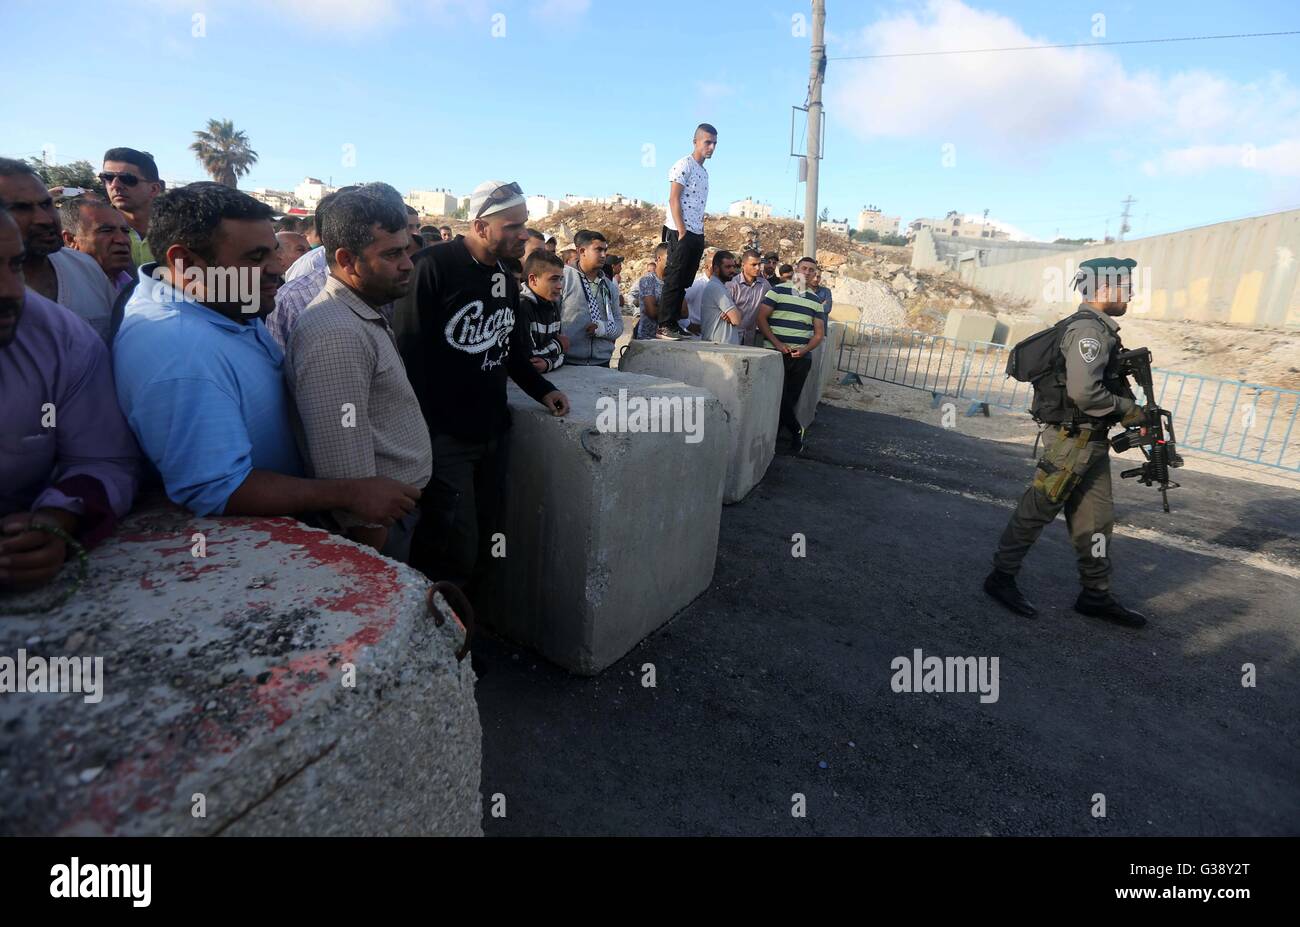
[{"xmin": 984, "ymin": 257, "xmax": 1148, "ymax": 627}]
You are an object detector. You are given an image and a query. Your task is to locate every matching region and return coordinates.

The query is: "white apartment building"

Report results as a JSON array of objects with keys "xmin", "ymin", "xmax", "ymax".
[
  {"xmin": 250, "ymin": 189, "xmax": 301, "ymax": 214},
  {"xmin": 909, "ymin": 211, "xmax": 1010, "ymax": 240},
  {"xmin": 526, "ymin": 194, "xmax": 557, "ymax": 219},
  {"xmin": 856, "ymin": 206, "xmax": 901, "ymax": 237},
  {"xmin": 728, "ymin": 198, "xmax": 773, "ymax": 219},
  {"xmin": 406, "ymin": 188, "xmax": 457, "ymax": 217},
  {"xmin": 819, "ymin": 218, "xmax": 850, "ymax": 237},
  {"xmin": 293, "ymin": 177, "xmax": 333, "ymax": 210}
]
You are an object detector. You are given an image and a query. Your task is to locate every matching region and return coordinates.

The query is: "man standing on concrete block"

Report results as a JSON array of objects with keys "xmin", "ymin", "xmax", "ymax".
[
  {"xmin": 757, "ymin": 257, "xmax": 825, "ymax": 455},
  {"xmin": 656, "ymin": 124, "xmax": 716, "ymax": 341},
  {"xmin": 727, "ymin": 248, "xmax": 772, "ymax": 346},
  {"xmin": 560, "ymin": 229, "xmax": 623, "ymax": 365},
  {"xmin": 391, "ymin": 180, "xmax": 570, "ymax": 593},
  {"xmin": 699, "ymin": 250, "xmax": 742, "ymax": 345}
]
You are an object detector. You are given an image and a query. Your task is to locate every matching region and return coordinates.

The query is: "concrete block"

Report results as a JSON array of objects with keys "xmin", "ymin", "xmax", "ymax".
[
  {"xmin": 1004, "ymin": 318, "xmax": 1048, "ymax": 347},
  {"xmin": 796, "ymin": 321, "xmax": 847, "ymax": 429},
  {"xmin": 482, "ymin": 366, "xmax": 726, "ymax": 675},
  {"xmin": 0, "ymin": 504, "xmax": 480, "ymax": 836},
  {"xmin": 621, "ymin": 340, "xmax": 781, "ymax": 503},
  {"xmin": 943, "ymin": 308, "xmax": 998, "ymax": 344}
]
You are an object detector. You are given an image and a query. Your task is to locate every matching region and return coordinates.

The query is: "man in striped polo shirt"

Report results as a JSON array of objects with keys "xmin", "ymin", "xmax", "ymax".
[{"xmin": 757, "ymin": 256, "xmax": 825, "ymax": 454}]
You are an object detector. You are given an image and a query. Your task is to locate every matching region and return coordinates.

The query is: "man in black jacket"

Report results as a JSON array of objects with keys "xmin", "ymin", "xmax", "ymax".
[{"xmin": 391, "ymin": 179, "xmax": 569, "ymax": 591}]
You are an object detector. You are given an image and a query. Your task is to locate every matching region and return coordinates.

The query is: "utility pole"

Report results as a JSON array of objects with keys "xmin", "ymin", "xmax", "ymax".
[
  {"xmin": 803, "ymin": 0, "xmax": 827, "ymax": 258},
  {"xmin": 1118, "ymin": 194, "xmax": 1136, "ymax": 241}
]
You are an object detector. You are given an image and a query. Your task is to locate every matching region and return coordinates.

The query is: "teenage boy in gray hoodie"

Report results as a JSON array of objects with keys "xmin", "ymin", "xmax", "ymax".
[{"xmin": 560, "ymin": 229, "xmax": 623, "ymax": 366}]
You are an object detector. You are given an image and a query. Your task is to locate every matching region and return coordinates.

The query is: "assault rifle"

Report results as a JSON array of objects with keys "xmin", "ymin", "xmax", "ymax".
[{"xmin": 1109, "ymin": 347, "xmax": 1184, "ymax": 512}]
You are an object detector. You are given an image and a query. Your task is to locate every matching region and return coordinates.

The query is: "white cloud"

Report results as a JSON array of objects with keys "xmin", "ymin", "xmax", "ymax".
[
  {"xmin": 828, "ymin": 0, "xmax": 1300, "ymax": 174},
  {"xmin": 1143, "ymin": 139, "xmax": 1300, "ymax": 178}
]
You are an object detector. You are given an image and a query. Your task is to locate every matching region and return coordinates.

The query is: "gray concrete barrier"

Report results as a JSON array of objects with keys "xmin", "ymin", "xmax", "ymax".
[
  {"xmin": 942, "ymin": 308, "xmax": 998, "ymax": 343},
  {"xmin": 620, "ymin": 340, "xmax": 781, "ymax": 503},
  {"xmin": 796, "ymin": 321, "xmax": 846, "ymax": 429},
  {"xmin": 0, "ymin": 504, "xmax": 481, "ymax": 836},
  {"xmin": 481, "ymin": 366, "xmax": 726, "ymax": 675}
]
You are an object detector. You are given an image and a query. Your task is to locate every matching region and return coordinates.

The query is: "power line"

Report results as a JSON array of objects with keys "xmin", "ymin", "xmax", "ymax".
[{"xmin": 828, "ymin": 29, "xmax": 1300, "ymax": 61}]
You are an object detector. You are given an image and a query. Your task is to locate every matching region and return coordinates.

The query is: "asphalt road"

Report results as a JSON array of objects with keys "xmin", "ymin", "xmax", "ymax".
[{"xmin": 475, "ymin": 404, "xmax": 1300, "ymax": 836}]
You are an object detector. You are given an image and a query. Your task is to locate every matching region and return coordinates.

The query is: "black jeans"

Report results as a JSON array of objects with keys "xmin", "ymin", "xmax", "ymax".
[
  {"xmin": 410, "ymin": 431, "xmax": 510, "ymax": 593},
  {"xmin": 779, "ymin": 353, "xmax": 813, "ymax": 438},
  {"xmin": 658, "ymin": 227, "xmax": 705, "ymax": 327}
]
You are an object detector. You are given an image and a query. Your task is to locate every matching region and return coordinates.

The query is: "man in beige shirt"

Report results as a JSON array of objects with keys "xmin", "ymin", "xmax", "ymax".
[{"xmin": 284, "ymin": 187, "xmax": 430, "ymax": 561}]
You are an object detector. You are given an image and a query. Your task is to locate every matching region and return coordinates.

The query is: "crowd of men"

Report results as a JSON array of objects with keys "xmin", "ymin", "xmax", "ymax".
[{"xmin": 1, "ymin": 122, "xmax": 834, "ymax": 601}]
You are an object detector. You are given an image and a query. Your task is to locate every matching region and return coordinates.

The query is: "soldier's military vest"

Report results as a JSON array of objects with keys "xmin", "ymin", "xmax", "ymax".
[{"xmin": 1029, "ymin": 312, "xmax": 1132, "ymax": 426}]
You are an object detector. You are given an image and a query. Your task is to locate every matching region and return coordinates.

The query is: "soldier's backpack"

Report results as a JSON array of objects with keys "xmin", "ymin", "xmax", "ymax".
[
  {"xmin": 1005, "ymin": 309, "xmax": 1094, "ymax": 425},
  {"xmin": 1004, "ymin": 309, "xmax": 1091, "ymax": 383}
]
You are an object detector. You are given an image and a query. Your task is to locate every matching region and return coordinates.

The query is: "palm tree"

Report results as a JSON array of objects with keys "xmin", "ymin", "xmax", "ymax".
[{"xmin": 190, "ymin": 119, "xmax": 258, "ymax": 188}]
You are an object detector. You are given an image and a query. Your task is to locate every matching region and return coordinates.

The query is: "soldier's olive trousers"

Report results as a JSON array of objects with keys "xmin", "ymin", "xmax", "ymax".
[{"xmin": 992, "ymin": 428, "xmax": 1114, "ymax": 592}]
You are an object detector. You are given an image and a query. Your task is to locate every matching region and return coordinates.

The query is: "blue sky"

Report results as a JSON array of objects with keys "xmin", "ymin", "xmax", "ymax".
[{"xmin": 3, "ymin": 0, "xmax": 1297, "ymax": 242}]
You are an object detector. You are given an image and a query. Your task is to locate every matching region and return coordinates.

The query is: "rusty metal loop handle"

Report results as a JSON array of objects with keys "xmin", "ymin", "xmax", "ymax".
[{"xmin": 428, "ymin": 580, "xmax": 474, "ymax": 662}]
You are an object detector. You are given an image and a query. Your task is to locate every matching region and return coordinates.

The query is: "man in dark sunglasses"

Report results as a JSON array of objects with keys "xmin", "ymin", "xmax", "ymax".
[{"xmin": 101, "ymin": 148, "xmax": 163, "ymax": 266}]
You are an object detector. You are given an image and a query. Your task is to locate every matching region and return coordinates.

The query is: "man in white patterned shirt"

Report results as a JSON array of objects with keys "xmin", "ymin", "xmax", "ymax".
[
  {"xmin": 284, "ymin": 190, "xmax": 429, "ymax": 561},
  {"xmin": 656, "ymin": 123, "xmax": 716, "ymax": 340}
]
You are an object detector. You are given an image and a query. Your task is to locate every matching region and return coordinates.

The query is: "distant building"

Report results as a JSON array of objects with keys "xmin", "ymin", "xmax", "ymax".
[
  {"xmin": 728, "ymin": 197, "xmax": 773, "ymax": 219},
  {"xmin": 293, "ymin": 177, "xmax": 333, "ymax": 211},
  {"xmin": 594, "ymin": 192, "xmax": 638, "ymax": 208},
  {"xmin": 406, "ymin": 188, "xmax": 457, "ymax": 217},
  {"xmin": 909, "ymin": 210, "xmax": 1009, "ymax": 240},
  {"xmin": 457, "ymin": 195, "xmax": 471, "ymax": 214},
  {"xmin": 249, "ymin": 188, "xmax": 301, "ymax": 214},
  {"xmin": 526, "ymin": 194, "xmax": 557, "ymax": 219},
  {"xmin": 560, "ymin": 193, "xmax": 594, "ymax": 209},
  {"xmin": 819, "ymin": 218, "xmax": 850, "ymax": 237},
  {"xmin": 855, "ymin": 205, "xmax": 901, "ymax": 237}
]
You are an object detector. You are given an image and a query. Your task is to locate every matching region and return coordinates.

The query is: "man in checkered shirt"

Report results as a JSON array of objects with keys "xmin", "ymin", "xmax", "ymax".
[{"xmin": 283, "ymin": 188, "xmax": 430, "ymax": 562}]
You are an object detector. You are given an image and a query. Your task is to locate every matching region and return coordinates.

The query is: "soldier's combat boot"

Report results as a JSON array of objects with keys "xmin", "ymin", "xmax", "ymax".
[
  {"xmin": 983, "ymin": 570, "xmax": 1037, "ymax": 618},
  {"xmin": 1074, "ymin": 590, "xmax": 1147, "ymax": 628}
]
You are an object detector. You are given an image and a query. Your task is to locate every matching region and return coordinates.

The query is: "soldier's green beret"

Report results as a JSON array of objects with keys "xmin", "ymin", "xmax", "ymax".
[{"xmin": 1078, "ymin": 256, "xmax": 1137, "ymax": 273}]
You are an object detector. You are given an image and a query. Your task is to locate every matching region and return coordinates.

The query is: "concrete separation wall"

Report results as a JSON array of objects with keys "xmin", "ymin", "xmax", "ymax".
[
  {"xmin": 620, "ymin": 340, "xmax": 781, "ymax": 503},
  {"xmin": 0, "ymin": 504, "xmax": 481, "ymax": 836},
  {"xmin": 481, "ymin": 366, "xmax": 726, "ymax": 675},
  {"xmin": 955, "ymin": 208, "xmax": 1300, "ymax": 330}
]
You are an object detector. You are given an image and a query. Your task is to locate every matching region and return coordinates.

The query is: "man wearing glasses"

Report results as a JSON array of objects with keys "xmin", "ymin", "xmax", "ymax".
[
  {"xmin": 392, "ymin": 179, "xmax": 569, "ymax": 595},
  {"xmin": 101, "ymin": 148, "xmax": 163, "ymax": 267}
]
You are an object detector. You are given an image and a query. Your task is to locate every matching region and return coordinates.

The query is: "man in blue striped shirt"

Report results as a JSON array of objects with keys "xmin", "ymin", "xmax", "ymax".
[{"xmin": 757, "ymin": 256, "xmax": 825, "ymax": 454}]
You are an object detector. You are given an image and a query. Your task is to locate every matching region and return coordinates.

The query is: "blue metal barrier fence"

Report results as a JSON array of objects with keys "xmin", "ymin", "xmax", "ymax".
[{"xmin": 836, "ymin": 323, "xmax": 1300, "ymax": 472}]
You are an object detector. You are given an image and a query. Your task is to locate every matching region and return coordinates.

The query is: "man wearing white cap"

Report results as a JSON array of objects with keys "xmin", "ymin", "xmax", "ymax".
[{"xmin": 391, "ymin": 180, "xmax": 569, "ymax": 593}]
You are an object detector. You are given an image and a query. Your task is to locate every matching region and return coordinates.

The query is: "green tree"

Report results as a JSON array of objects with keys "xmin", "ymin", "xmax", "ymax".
[
  {"xmin": 190, "ymin": 118, "xmax": 259, "ymax": 188},
  {"xmin": 853, "ymin": 228, "xmax": 880, "ymax": 243},
  {"xmin": 818, "ymin": 206, "xmax": 830, "ymax": 223},
  {"xmin": 27, "ymin": 158, "xmax": 105, "ymax": 196}
]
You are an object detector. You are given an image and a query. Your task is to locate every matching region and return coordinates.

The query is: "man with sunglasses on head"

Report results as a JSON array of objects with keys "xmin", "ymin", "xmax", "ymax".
[
  {"xmin": 101, "ymin": 148, "xmax": 163, "ymax": 267},
  {"xmin": 391, "ymin": 180, "xmax": 570, "ymax": 596}
]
